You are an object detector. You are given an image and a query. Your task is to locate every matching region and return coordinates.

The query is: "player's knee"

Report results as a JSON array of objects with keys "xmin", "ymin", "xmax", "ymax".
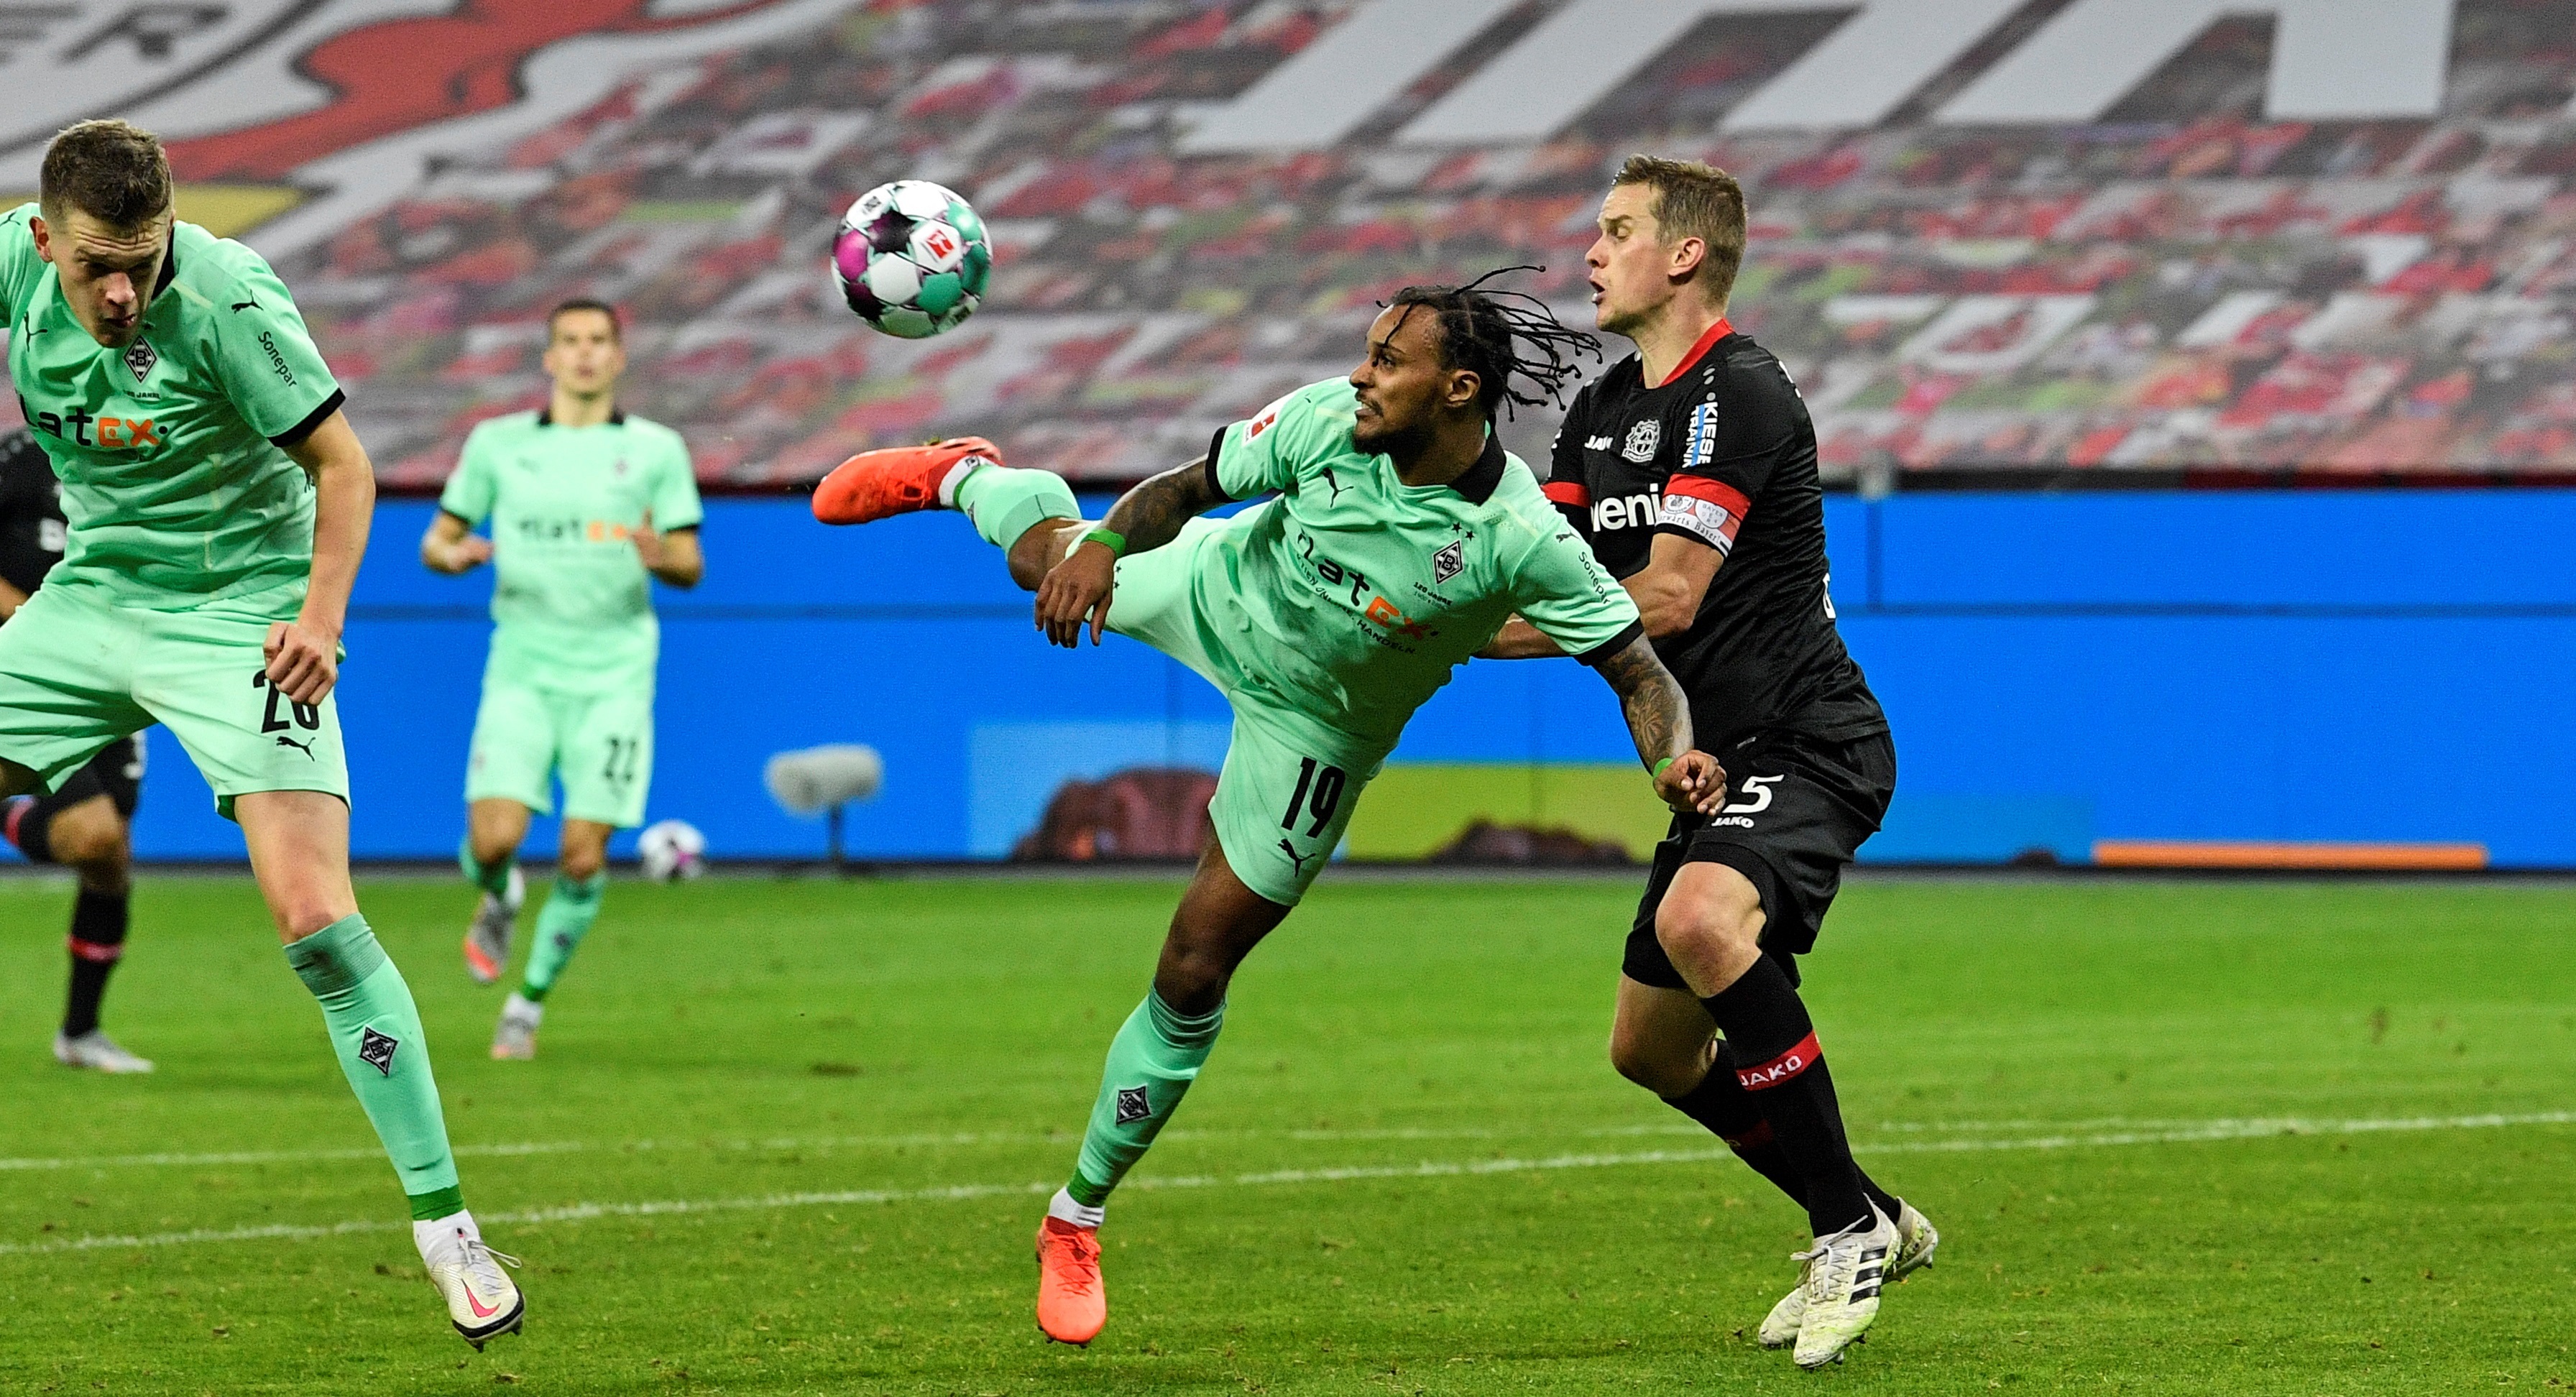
[
  {"xmin": 1006, "ymin": 518, "xmax": 1081, "ymax": 591},
  {"xmin": 1655, "ymin": 889, "xmax": 1761, "ymax": 964},
  {"xmin": 47, "ymin": 807, "xmax": 127, "ymax": 870},
  {"xmin": 1607, "ymin": 1023, "xmax": 1699, "ymax": 1097},
  {"xmin": 559, "ymin": 845, "xmax": 607, "ymax": 881}
]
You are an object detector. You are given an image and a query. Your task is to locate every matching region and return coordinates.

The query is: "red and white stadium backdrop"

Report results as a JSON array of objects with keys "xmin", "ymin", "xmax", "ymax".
[{"xmin": 5, "ymin": 0, "xmax": 2573, "ymax": 489}]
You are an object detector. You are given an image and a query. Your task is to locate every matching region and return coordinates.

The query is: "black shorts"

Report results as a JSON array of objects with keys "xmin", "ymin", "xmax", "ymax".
[
  {"xmin": 1623, "ymin": 729, "xmax": 1895, "ymax": 991},
  {"xmin": 6, "ymin": 734, "xmax": 144, "ymax": 865}
]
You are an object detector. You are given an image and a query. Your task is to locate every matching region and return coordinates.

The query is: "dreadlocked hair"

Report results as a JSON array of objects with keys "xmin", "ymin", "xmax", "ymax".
[{"xmin": 1385, "ymin": 266, "xmax": 1600, "ymax": 421}]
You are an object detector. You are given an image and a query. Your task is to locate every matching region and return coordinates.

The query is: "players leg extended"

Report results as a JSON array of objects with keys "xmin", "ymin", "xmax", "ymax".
[
  {"xmin": 4, "ymin": 746, "xmax": 150, "ymax": 1072},
  {"xmin": 229, "ymin": 787, "xmax": 525, "ymax": 1346},
  {"xmin": 475, "ymin": 803, "xmax": 615, "ymax": 1061},
  {"xmin": 461, "ymin": 679, "xmax": 638, "ymax": 1060},
  {"xmin": 1609, "ymin": 852, "xmax": 1931, "ymax": 1368}
]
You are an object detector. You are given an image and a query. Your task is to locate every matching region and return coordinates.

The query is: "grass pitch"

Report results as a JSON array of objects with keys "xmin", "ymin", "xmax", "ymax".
[{"xmin": 1, "ymin": 871, "xmax": 2570, "ymax": 1394}]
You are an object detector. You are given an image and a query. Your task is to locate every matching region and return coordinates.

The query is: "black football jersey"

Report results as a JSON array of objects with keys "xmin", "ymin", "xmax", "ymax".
[
  {"xmin": 1546, "ymin": 320, "xmax": 1885, "ymax": 752},
  {"xmin": 0, "ymin": 426, "xmax": 65, "ymax": 596}
]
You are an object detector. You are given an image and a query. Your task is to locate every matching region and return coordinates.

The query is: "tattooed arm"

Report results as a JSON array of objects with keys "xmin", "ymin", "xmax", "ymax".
[
  {"xmin": 1594, "ymin": 633, "xmax": 1727, "ymax": 814},
  {"xmin": 1033, "ymin": 454, "xmax": 1230, "ymax": 647}
]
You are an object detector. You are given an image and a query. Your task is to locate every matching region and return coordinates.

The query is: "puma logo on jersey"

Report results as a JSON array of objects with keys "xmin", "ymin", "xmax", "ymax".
[
  {"xmin": 274, "ymin": 734, "xmax": 317, "ymax": 760},
  {"xmin": 1279, "ymin": 839, "xmax": 1317, "ymax": 875}
]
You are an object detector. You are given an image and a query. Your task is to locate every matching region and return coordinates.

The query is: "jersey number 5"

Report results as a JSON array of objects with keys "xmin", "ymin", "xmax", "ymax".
[{"xmin": 1281, "ymin": 757, "xmax": 1347, "ymax": 837}]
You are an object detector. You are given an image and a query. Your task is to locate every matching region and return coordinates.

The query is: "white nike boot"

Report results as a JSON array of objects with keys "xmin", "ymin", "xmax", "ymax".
[{"xmin": 415, "ymin": 1209, "xmax": 525, "ymax": 1349}]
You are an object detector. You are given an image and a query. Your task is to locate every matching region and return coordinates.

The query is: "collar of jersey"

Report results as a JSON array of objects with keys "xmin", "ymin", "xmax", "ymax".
[
  {"xmin": 1438, "ymin": 428, "xmax": 1506, "ymax": 505},
  {"xmin": 1648, "ymin": 315, "xmax": 1736, "ymax": 389},
  {"xmin": 537, "ymin": 407, "xmax": 626, "ymax": 427}
]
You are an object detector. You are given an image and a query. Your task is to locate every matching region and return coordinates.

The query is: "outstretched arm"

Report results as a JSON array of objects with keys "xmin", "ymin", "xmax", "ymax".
[
  {"xmin": 1484, "ymin": 533, "xmax": 1724, "ymax": 658},
  {"xmin": 1033, "ymin": 454, "xmax": 1230, "ymax": 648},
  {"xmin": 1594, "ymin": 633, "xmax": 1726, "ymax": 814}
]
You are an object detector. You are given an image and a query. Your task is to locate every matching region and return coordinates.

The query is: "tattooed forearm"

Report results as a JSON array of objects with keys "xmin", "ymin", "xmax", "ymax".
[
  {"xmin": 1595, "ymin": 635, "xmax": 1693, "ymax": 767},
  {"xmin": 1100, "ymin": 456, "xmax": 1226, "ymax": 555}
]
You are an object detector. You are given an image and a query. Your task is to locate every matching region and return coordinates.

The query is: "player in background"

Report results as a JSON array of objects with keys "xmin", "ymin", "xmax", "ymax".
[
  {"xmin": 423, "ymin": 299, "xmax": 702, "ymax": 1060},
  {"xmin": 814, "ymin": 275, "xmax": 1727, "ymax": 1346},
  {"xmin": 0, "ymin": 425, "xmax": 152, "ymax": 1072},
  {"xmin": 1483, "ymin": 156, "xmax": 1934, "ymax": 1368},
  {"xmin": 0, "ymin": 120, "xmax": 521, "ymax": 1347}
]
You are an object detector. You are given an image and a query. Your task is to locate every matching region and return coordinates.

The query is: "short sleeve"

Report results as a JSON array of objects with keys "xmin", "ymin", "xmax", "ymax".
[
  {"xmin": 438, "ymin": 426, "xmax": 498, "ymax": 526},
  {"xmin": 1208, "ymin": 380, "xmax": 1341, "ymax": 500},
  {"xmin": 1655, "ymin": 368, "xmax": 1800, "ymax": 558},
  {"xmin": 1541, "ymin": 391, "xmax": 1595, "ymax": 532},
  {"xmin": 211, "ymin": 249, "xmax": 344, "ymax": 445},
  {"xmin": 0, "ymin": 204, "xmax": 43, "ymax": 321},
  {"xmin": 1513, "ymin": 521, "xmax": 1643, "ymax": 667},
  {"xmin": 649, "ymin": 430, "xmax": 704, "ymax": 532}
]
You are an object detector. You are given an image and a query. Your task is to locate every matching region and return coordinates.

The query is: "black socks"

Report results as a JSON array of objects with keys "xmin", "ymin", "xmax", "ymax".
[
  {"xmin": 63, "ymin": 888, "xmax": 129, "ymax": 1039},
  {"xmin": 1699, "ymin": 955, "xmax": 1872, "ymax": 1236}
]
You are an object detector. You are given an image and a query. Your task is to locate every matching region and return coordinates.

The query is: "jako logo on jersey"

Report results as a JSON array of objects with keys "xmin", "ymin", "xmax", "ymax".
[
  {"xmin": 25, "ymin": 407, "xmax": 162, "ymax": 451},
  {"xmin": 1685, "ymin": 399, "xmax": 1720, "ymax": 469},
  {"xmin": 258, "ymin": 331, "xmax": 295, "ymax": 386},
  {"xmin": 1622, "ymin": 419, "xmax": 1660, "ymax": 462},
  {"xmin": 1583, "ymin": 434, "xmax": 1612, "ymax": 451}
]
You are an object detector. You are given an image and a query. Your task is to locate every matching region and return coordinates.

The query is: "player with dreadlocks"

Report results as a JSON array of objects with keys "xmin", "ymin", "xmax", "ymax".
[{"xmin": 812, "ymin": 272, "xmax": 1728, "ymax": 1345}]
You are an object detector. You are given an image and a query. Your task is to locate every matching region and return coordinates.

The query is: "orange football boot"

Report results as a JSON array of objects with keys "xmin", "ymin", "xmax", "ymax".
[
  {"xmin": 1034, "ymin": 1215, "xmax": 1106, "ymax": 1345},
  {"xmin": 811, "ymin": 436, "xmax": 1003, "ymax": 525}
]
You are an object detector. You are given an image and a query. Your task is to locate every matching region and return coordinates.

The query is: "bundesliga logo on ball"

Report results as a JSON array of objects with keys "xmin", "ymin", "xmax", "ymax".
[{"xmin": 833, "ymin": 180, "xmax": 990, "ymax": 339}]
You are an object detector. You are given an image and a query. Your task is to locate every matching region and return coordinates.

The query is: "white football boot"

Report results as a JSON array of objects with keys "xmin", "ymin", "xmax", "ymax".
[
  {"xmin": 491, "ymin": 992, "xmax": 543, "ymax": 1061},
  {"xmin": 461, "ymin": 865, "xmax": 525, "ymax": 985},
  {"xmin": 1759, "ymin": 1198, "xmax": 1938, "ymax": 1348},
  {"xmin": 415, "ymin": 1211, "xmax": 525, "ymax": 1349},
  {"xmin": 1787, "ymin": 1206, "xmax": 1899, "ymax": 1368},
  {"xmin": 53, "ymin": 1030, "xmax": 155, "ymax": 1074}
]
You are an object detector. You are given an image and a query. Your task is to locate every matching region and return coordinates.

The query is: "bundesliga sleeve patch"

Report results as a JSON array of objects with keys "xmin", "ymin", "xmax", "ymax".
[{"xmin": 1657, "ymin": 476, "xmax": 1749, "ymax": 555}]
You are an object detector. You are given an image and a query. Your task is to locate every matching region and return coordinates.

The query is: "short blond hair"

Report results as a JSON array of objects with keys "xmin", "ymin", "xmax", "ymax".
[{"xmin": 1612, "ymin": 154, "xmax": 1745, "ymax": 306}]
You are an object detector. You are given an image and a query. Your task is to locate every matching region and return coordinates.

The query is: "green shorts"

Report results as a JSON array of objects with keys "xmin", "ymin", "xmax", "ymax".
[
  {"xmin": 1108, "ymin": 519, "xmax": 1384, "ymax": 906},
  {"xmin": 0, "ymin": 581, "xmax": 347, "ymax": 819},
  {"xmin": 466, "ymin": 668, "xmax": 654, "ymax": 828}
]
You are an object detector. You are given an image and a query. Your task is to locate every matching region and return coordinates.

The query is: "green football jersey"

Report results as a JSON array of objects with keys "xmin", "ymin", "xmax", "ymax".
[
  {"xmin": 1195, "ymin": 378, "xmax": 1642, "ymax": 755},
  {"xmin": 439, "ymin": 409, "xmax": 702, "ymax": 692},
  {"xmin": 0, "ymin": 203, "xmax": 343, "ymax": 610}
]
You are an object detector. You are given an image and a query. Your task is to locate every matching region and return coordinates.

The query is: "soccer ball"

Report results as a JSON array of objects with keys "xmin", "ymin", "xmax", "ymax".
[
  {"xmin": 638, "ymin": 819, "xmax": 707, "ymax": 882},
  {"xmin": 832, "ymin": 180, "xmax": 990, "ymax": 338}
]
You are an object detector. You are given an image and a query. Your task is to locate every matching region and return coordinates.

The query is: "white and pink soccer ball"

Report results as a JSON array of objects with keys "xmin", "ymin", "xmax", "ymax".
[
  {"xmin": 638, "ymin": 819, "xmax": 707, "ymax": 882},
  {"xmin": 832, "ymin": 180, "xmax": 990, "ymax": 339}
]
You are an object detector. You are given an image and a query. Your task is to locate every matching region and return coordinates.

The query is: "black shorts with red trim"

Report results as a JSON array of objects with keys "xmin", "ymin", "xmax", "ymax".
[
  {"xmin": 1622, "ymin": 728, "xmax": 1895, "ymax": 991},
  {"xmin": 6, "ymin": 734, "xmax": 144, "ymax": 864}
]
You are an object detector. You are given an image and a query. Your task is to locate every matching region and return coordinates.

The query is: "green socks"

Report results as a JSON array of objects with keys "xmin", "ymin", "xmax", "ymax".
[
  {"xmin": 284, "ymin": 916, "xmax": 464, "ymax": 1221},
  {"xmin": 458, "ymin": 839, "xmax": 513, "ymax": 898},
  {"xmin": 520, "ymin": 872, "xmax": 607, "ymax": 1002},
  {"xmin": 1067, "ymin": 991, "xmax": 1225, "ymax": 1207},
  {"xmin": 952, "ymin": 463, "xmax": 1078, "ymax": 551}
]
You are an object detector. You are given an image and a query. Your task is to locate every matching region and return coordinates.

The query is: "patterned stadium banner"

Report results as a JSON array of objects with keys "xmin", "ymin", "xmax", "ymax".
[{"xmin": 5, "ymin": 0, "xmax": 2575, "ymax": 488}]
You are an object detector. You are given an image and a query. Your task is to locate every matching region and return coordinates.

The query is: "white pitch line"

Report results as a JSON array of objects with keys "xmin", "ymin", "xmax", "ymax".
[{"xmin": 3, "ymin": 1110, "xmax": 2570, "ymax": 1259}]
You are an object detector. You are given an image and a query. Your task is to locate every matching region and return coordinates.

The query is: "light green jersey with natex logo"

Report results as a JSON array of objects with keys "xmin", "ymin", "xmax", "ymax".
[
  {"xmin": 1195, "ymin": 377, "xmax": 1642, "ymax": 757},
  {"xmin": 439, "ymin": 409, "xmax": 702, "ymax": 693},
  {"xmin": 0, "ymin": 203, "xmax": 343, "ymax": 610}
]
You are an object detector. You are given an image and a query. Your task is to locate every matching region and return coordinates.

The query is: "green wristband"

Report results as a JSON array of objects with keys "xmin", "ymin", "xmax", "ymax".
[
  {"xmin": 1652, "ymin": 757, "xmax": 1676, "ymax": 779},
  {"xmin": 1082, "ymin": 528, "xmax": 1127, "ymax": 557}
]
